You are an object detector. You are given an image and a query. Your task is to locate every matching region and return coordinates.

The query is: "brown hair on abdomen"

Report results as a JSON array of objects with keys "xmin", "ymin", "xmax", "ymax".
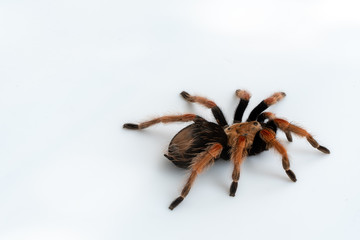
[{"xmin": 166, "ymin": 122, "xmax": 228, "ymax": 169}]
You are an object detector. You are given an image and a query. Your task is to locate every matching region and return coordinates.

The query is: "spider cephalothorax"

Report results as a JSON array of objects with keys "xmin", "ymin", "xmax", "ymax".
[{"xmin": 123, "ymin": 90, "xmax": 330, "ymax": 210}]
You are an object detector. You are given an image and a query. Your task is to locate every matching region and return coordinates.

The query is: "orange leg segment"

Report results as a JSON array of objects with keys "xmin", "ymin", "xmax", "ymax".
[
  {"xmin": 123, "ymin": 114, "xmax": 200, "ymax": 130},
  {"xmin": 229, "ymin": 136, "xmax": 247, "ymax": 196},
  {"xmin": 181, "ymin": 91, "xmax": 228, "ymax": 127},
  {"xmin": 262, "ymin": 112, "xmax": 330, "ymax": 154},
  {"xmin": 169, "ymin": 143, "xmax": 223, "ymax": 210},
  {"xmin": 260, "ymin": 129, "xmax": 297, "ymax": 182}
]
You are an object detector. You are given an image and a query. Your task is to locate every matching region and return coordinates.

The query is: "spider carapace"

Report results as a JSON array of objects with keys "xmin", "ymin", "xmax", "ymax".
[{"xmin": 123, "ymin": 90, "xmax": 330, "ymax": 210}]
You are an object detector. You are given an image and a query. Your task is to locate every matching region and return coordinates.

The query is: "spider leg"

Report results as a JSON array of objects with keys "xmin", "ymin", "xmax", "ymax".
[
  {"xmin": 169, "ymin": 143, "xmax": 223, "ymax": 210},
  {"xmin": 123, "ymin": 114, "xmax": 204, "ymax": 130},
  {"xmin": 259, "ymin": 112, "xmax": 330, "ymax": 154},
  {"xmin": 247, "ymin": 92, "xmax": 286, "ymax": 122},
  {"xmin": 260, "ymin": 129, "xmax": 297, "ymax": 182},
  {"xmin": 258, "ymin": 112, "xmax": 292, "ymax": 141},
  {"xmin": 234, "ymin": 90, "xmax": 251, "ymax": 123},
  {"xmin": 229, "ymin": 136, "xmax": 247, "ymax": 196},
  {"xmin": 180, "ymin": 91, "xmax": 228, "ymax": 127}
]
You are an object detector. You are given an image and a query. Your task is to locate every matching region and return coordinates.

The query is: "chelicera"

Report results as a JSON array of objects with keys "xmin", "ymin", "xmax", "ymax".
[{"xmin": 123, "ymin": 90, "xmax": 330, "ymax": 210}]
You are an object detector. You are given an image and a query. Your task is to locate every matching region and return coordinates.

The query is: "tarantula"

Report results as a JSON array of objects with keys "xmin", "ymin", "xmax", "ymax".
[{"xmin": 123, "ymin": 90, "xmax": 330, "ymax": 210}]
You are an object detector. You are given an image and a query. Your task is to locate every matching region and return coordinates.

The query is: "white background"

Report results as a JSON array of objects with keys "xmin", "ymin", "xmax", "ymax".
[{"xmin": 1, "ymin": 0, "xmax": 359, "ymax": 239}]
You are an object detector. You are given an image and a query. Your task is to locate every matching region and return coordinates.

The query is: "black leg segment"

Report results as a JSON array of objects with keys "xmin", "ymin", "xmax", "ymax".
[
  {"xmin": 234, "ymin": 99, "xmax": 249, "ymax": 123},
  {"xmin": 247, "ymin": 101, "xmax": 268, "ymax": 122},
  {"xmin": 212, "ymin": 106, "xmax": 228, "ymax": 127},
  {"xmin": 247, "ymin": 92, "xmax": 285, "ymax": 122}
]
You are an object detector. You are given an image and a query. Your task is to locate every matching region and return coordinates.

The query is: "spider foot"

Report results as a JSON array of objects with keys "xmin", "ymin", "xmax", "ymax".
[
  {"xmin": 123, "ymin": 123, "xmax": 139, "ymax": 130},
  {"xmin": 169, "ymin": 196, "xmax": 184, "ymax": 210},
  {"xmin": 229, "ymin": 181, "xmax": 238, "ymax": 197},
  {"xmin": 286, "ymin": 170, "xmax": 297, "ymax": 182},
  {"xmin": 235, "ymin": 89, "xmax": 251, "ymax": 100},
  {"xmin": 180, "ymin": 91, "xmax": 192, "ymax": 101},
  {"xmin": 317, "ymin": 145, "xmax": 330, "ymax": 154}
]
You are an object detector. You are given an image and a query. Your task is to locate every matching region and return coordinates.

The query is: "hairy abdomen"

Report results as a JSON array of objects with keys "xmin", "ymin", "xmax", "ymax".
[{"xmin": 166, "ymin": 121, "xmax": 229, "ymax": 169}]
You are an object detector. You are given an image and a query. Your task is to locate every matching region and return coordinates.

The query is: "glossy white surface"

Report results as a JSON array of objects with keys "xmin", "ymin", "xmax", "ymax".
[{"xmin": 1, "ymin": 1, "xmax": 359, "ymax": 239}]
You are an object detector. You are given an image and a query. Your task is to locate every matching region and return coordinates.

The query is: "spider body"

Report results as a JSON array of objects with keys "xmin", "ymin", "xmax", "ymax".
[{"xmin": 123, "ymin": 90, "xmax": 330, "ymax": 210}]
